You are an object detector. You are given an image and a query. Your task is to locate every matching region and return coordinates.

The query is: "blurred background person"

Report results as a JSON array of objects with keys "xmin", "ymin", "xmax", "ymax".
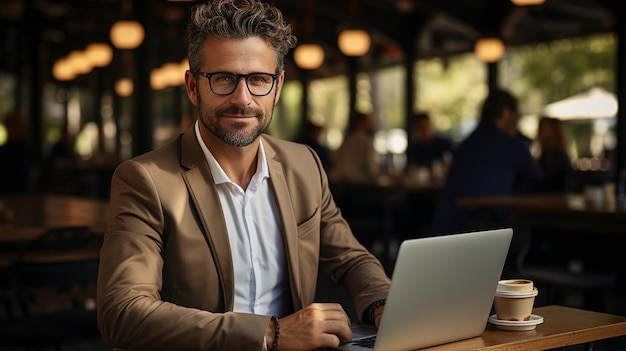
[
  {"xmin": 533, "ymin": 116, "xmax": 573, "ymax": 193},
  {"xmin": 329, "ymin": 112, "xmax": 386, "ymax": 256},
  {"xmin": 330, "ymin": 112, "xmax": 382, "ymax": 185},
  {"xmin": 406, "ymin": 112, "xmax": 455, "ymax": 180},
  {"xmin": 49, "ymin": 129, "xmax": 76, "ymax": 162},
  {"xmin": 43, "ymin": 129, "xmax": 79, "ymax": 194},
  {"xmin": 297, "ymin": 120, "xmax": 332, "ymax": 172},
  {"xmin": 429, "ymin": 88, "xmax": 544, "ymax": 235},
  {"xmin": 513, "ymin": 125, "xmax": 533, "ymax": 151},
  {"xmin": 0, "ymin": 112, "xmax": 33, "ymax": 194},
  {"xmin": 395, "ymin": 112, "xmax": 456, "ymax": 241}
]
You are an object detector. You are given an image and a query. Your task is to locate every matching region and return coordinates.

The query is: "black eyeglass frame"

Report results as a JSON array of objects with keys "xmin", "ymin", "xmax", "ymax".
[{"xmin": 195, "ymin": 71, "xmax": 279, "ymax": 97}]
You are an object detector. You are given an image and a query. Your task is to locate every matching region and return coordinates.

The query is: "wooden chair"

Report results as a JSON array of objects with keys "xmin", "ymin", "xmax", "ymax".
[
  {"xmin": 514, "ymin": 226, "xmax": 616, "ymax": 312},
  {"xmin": 0, "ymin": 226, "xmax": 103, "ymax": 350}
]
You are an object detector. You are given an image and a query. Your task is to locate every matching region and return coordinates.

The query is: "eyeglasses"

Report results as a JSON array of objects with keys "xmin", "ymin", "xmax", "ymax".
[{"xmin": 196, "ymin": 71, "xmax": 278, "ymax": 96}]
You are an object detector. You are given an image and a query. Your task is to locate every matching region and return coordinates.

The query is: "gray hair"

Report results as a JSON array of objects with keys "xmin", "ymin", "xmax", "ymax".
[{"xmin": 185, "ymin": 0, "xmax": 297, "ymax": 75}]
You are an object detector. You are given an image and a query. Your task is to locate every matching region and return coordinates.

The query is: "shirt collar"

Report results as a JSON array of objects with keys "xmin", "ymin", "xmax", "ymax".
[{"xmin": 194, "ymin": 121, "xmax": 269, "ymax": 185}]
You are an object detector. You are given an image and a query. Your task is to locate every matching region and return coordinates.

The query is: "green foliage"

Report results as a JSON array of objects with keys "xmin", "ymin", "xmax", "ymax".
[
  {"xmin": 416, "ymin": 53, "xmax": 488, "ymax": 140},
  {"xmin": 509, "ymin": 34, "xmax": 616, "ymax": 107},
  {"xmin": 414, "ymin": 33, "xmax": 616, "ymax": 142}
]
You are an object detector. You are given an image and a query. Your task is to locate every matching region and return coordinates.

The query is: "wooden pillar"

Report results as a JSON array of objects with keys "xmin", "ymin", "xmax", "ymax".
[
  {"xmin": 91, "ymin": 70, "xmax": 105, "ymax": 153},
  {"xmin": 487, "ymin": 62, "xmax": 498, "ymax": 92},
  {"xmin": 132, "ymin": 0, "xmax": 152, "ymax": 156},
  {"xmin": 404, "ymin": 41, "xmax": 416, "ymax": 167},
  {"xmin": 300, "ymin": 69, "xmax": 310, "ymax": 125},
  {"xmin": 616, "ymin": 13, "xmax": 626, "ymax": 196},
  {"xmin": 348, "ymin": 57, "xmax": 358, "ymax": 116},
  {"xmin": 24, "ymin": 4, "xmax": 43, "ymax": 164}
]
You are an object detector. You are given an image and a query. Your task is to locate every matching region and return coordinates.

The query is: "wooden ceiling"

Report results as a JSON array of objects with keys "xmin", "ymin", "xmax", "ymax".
[{"xmin": 0, "ymin": 0, "xmax": 619, "ymax": 81}]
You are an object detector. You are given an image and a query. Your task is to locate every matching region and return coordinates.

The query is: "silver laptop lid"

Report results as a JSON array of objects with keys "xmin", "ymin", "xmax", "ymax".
[{"xmin": 373, "ymin": 228, "xmax": 512, "ymax": 351}]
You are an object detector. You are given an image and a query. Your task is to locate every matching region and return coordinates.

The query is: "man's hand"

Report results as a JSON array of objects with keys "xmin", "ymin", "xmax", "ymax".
[{"xmin": 265, "ymin": 303, "xmax": 352, "ymax": 351}]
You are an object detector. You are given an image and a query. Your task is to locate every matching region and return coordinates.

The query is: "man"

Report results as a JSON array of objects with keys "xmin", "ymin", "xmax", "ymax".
[
  {"xmin": 96, "ymin": 1, "xmax": 390, "ymax": 351},
  {"xmin": 429, "ymin": 88, "xmax": 544, "ymax": 235},
  {"xmin": 406, "ymin": 112, "xmax": 454, "ymax": 171},
  {"xmin": 402, "ymin": 112, "xmax": 455, "ymax": 239},
  {"xmin": 330, "ymin": 112, "xmax": 381, "ymax": 185}
]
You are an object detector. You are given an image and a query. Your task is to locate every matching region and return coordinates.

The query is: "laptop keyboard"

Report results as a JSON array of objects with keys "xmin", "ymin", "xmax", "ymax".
[{"xmin": 352, "ymin": 336, "xmax": 376, "ymax": 348}]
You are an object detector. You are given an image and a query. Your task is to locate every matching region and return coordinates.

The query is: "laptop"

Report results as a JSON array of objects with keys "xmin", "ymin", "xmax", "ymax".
[{"xmin": 336, "ymin": 228, "xmax": 513, "ymax": 351}]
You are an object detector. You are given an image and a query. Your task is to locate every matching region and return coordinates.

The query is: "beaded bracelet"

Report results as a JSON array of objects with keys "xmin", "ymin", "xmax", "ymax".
[
  {"xmin": 365, "ymin": 299, "xmax": 386, "ymax": 325},
  {"xmin": 270, "ymin": 316, "xmax": 280, "ymax": 351}
]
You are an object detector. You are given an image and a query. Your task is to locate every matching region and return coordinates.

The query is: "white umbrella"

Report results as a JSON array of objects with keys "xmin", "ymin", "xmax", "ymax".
[{"xmin": 542, "ymin": 87, "xmax": 618, "ymax": 120}]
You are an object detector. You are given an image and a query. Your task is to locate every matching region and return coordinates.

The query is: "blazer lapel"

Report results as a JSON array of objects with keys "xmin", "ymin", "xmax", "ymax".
[
  {"xmin": 263, "ymin": 137, "xmax": 304, "ymax": 312},
  {"xmin": 179, "ymin": 128, "xmax": 235, "ymax": 311}
]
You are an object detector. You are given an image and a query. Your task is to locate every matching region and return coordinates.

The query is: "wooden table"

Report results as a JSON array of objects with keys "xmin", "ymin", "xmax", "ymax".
[
  {"xmin": 0, "ymin": 247, "xmax": 101, "ymax": 269},
  {"xmin": 418, "ymin": 305, "xmax": 626, "ymax": 350},
  {"xmin": 456, "ymin": 193, "xmax": 626, "ymax": 290},
  {"xmin": 0, "ymin": 193, "xmax": 108, "ymax": 270},
  {"xmin": 456, "ymin": 193, "xmax": 626, "ymax": 235},
  {"xmin": 0, "ymin": 193, "xmax": 109, "ymax": 244}
]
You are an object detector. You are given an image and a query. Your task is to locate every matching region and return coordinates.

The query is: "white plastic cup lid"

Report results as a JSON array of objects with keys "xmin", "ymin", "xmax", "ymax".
[{"xmin": 495, "ymin": 288, "xmax": 538, "ymax": 298}]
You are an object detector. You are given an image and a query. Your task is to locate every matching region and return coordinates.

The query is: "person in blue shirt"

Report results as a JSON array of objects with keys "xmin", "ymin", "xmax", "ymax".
[
  {"xmin": 406, "ymin": 112, "xmax": 455, "ymax": 171},
  {"xmin": 429, "ymin": 88, "xmax": 544, "ymax": 235},
  {"xmin": 401, "ymin": 112, "xmax": 455, "ymax": 239}
]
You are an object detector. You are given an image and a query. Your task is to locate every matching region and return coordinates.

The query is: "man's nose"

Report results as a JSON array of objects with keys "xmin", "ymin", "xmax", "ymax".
[{"xmin": 229, "ymin": 77, "xmax": 253, "ymax": 104}]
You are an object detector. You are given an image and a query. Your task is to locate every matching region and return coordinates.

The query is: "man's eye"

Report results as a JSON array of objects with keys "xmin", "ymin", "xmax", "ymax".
[
  {"xmin": 250, "ymin": 76, "xmax": 265, "ymax": 83},
  {"xmin": 214, "ymin": 74, "xmax": 235, "ymax": 82},
  {"xmin": 250, "ymin": 75, "xmax": 271, "ymax": 84}
]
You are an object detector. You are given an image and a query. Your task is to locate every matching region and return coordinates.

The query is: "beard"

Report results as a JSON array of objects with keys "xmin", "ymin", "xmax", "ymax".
[{"xmin": 197, "ymin": 94, "xmax": 272, "ymax": 147}]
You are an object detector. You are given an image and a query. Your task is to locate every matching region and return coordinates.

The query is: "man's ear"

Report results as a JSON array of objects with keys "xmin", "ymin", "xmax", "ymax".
[
  {"xmin": 185, "ymin": 70, "xmax": 199, "ymax": 106},
  {"xmin": 273, "ymin": 72, "xmax": 285, "ymax": 106}
]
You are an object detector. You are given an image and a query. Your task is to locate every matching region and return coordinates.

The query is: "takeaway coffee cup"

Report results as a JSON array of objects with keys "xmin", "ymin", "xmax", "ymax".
[{"xmin": 493, "ymin": 279, "xmax": 538, "ymax": 321}]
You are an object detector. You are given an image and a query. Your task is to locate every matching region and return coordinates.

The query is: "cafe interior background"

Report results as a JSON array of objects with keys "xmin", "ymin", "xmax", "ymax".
[
  {"xmin": 0, "ymin": 0, "xmax": 623, "ymax": 191},
  {"xmin": 0, "ymin": 0, "xmax": 625, "ymax": 341},
  {"xmin": 0, "ymin": 0, "xmax": 624, "ymax": 195}
]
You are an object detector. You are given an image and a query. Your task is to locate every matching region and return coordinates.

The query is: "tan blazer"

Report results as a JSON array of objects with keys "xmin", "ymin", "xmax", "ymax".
[{"xmin": 97, "ymin": 127, "xmax": 390, "ymax": 351}]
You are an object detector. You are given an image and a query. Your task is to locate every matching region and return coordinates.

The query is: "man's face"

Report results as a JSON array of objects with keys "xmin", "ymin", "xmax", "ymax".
[
  {"xmin": 414, "ymin": 119, "xmax": 433, "ymax": 141},
  {"xmin": 185, "ymin": 36, "xmax": 284, "ymax": 147},
  {"xmin": 500, "ymin": 107, "xmax": 519, "ymax": 137}
]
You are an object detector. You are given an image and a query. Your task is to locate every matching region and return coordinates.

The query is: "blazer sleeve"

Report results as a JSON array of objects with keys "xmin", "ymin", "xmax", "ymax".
[
  {"xmin": 263, "ymin": 136, "xmax": 391, "ymax": 323},
  {"xmin": 299, "ymin": 143, "xmax": 391, "ymax": 321},
  {"xmin": 97, "ymin": 157, "xmax": 270, "ymax": 351}
]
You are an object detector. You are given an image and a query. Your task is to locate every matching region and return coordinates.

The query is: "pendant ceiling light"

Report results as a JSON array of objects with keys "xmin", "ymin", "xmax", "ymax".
[
  {"xmin": 115, "ymin": 78, "xmax": 134, "ymax": 97},
  {"xmin": 474, "ymin": 37, "xmax": 505, "ymax": 63},
  {"xmin": 294, "ymin": 43, "xmax": 325, "ymax": 70},
  {"xmin": 110, "ymin": 20, "xmax": 145, "ymax": 49},
  {"xmin": 337, "ymin": 0, "xmax": 371, "ymax": 57},
  {"xmin": 337, "ymin": 28, "xmax": 371, "ymax": 57},
  {"xmin": 52, "ymin": 57, "xmax": 76, "ymax": 81},
  {"xmin": 293, "ymin": 0, "xmax": 325, "ymax": 70},
  {"xmin": 510, "ymin": 0, "xmax": 545, "ymax": 5},
  {"xmin": 66, "ymin": 50, "xmax": 92, "ymax": 75},
  {"xmin": 85, "ymin": 43, "xmax": 113, "ymax": 67}
]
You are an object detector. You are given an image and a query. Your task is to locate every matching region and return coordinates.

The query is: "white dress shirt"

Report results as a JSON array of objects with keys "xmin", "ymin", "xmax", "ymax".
[{"xmin": 195, "ymin": 122, "xmax": 288, "ymax": 318}]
